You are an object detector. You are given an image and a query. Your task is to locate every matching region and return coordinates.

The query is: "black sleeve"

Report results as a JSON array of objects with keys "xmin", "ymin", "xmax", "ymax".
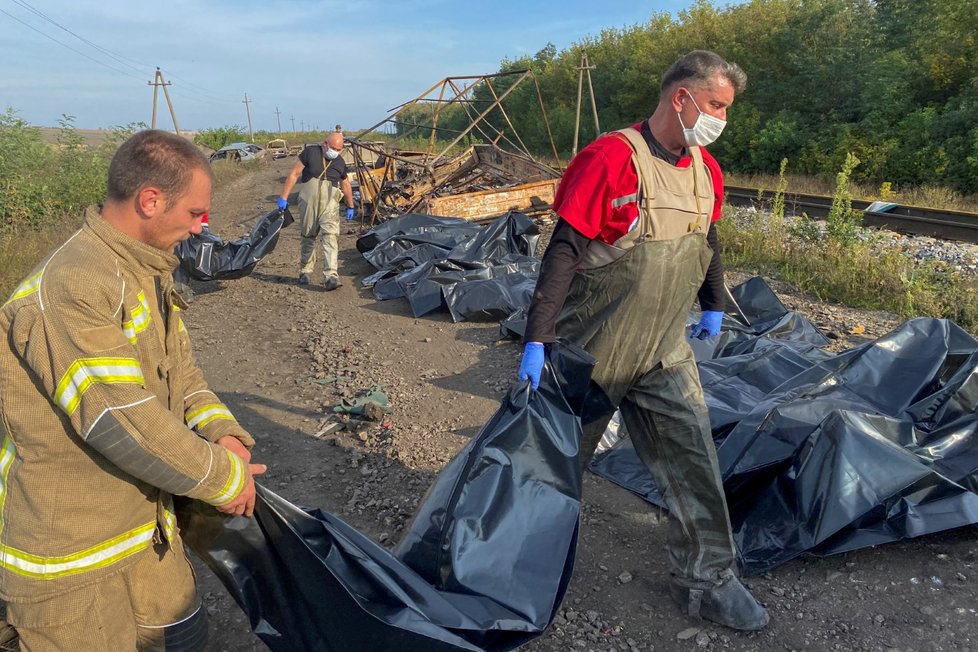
[
  {"xmin": 524, "ymin": 219, "xmax": 591, "ymax": 343},
  {"xmin": 696, "ymin": 221, "xmax": 726, "ymax": 312}
]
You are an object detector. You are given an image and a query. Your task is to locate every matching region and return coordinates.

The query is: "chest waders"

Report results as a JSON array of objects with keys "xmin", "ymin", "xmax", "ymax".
[
  {"xmin": 297, "ymin": 152, "xmax": 342, "ymax": 279},
  {"xmin": 555, "ymin": 128, "xmax": 737, "ymax": 588}
]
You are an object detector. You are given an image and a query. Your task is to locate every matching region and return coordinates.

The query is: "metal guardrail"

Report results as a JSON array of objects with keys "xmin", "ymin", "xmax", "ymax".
[{"xmin": 725, "ymin": 186, "xmax": 978, "ymax": 244}]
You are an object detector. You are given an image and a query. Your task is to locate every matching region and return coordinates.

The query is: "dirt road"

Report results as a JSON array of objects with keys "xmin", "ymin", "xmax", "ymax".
[{"xmin": 192, "ymin": 158, "xmax": 978, "ymax": 652}]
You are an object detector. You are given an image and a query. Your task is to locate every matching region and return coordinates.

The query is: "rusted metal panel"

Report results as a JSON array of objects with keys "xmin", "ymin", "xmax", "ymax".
[{"xmin": 424, "ymin": 179, "xmax": 558, "ymax": 220}]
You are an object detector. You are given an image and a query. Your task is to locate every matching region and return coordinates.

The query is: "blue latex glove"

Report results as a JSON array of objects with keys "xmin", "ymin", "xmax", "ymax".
[
  {"xmin": 517, "ymin": 342, "xmax": 545, "ymax": 390},
  {"xmin": 276, "ymin": 197, "xmax": 288, "ymax": 211},
  {"xmin": 690, "ymin": 310, "xmax": 724, "ymax": 339},
  {"xmin": 346, "ymin": 207, "xmax": 355, "ymax": 221}
]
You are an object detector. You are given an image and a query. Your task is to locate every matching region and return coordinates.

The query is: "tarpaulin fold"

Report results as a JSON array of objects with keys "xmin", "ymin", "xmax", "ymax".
[
  {"xmin": 175, "ymin": 209, "xmax": 293, "ymax": 282},
  {"xmin": 181, "ymin": 342, "xmax": 602, "ymax": 651},
  {"xmin": 357, "ymin": 212, "xmax": 540, "ymax": 322},
  {"xmin": 589, "ymin": 277, "xmax": 978, "ymax": 575}
]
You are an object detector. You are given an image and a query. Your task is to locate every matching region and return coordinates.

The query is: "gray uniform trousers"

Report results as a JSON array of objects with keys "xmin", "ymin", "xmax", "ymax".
[{"xmin": 297, "ymin": 177, "xmax": 341, "ymax": 279}]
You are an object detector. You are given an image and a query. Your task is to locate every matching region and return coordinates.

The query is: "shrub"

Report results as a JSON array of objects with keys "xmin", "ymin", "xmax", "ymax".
[{"xmin": 194, "ymin": 126, "xmax": 247, "ymax": 151}]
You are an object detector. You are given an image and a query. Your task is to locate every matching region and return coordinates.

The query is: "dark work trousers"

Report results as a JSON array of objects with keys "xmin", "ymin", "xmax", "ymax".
[{"xmin": 556, "ymin": 233, "xmax": 737, "ymax": 588}]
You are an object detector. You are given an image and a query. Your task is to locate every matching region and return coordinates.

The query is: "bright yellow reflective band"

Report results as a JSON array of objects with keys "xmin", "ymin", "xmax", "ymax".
[
  {"xmin": 122, "ymin": 291, "xmax": 152, "ymax": 344},
  {"xmin": 207, "ymin": 449, "xmax": 246, "ymax": 506},
  {"xmin": 0, "ymin": 436, "xmax": 16, "ymax": 540},
  {"xmin": 55, "ymin": 358, "xmax": 145, "ymax": 416},
  {"xmin": 186, "ymin": 404, "xmax": 234, "ymax": 430},
  {"xmin": 0, "ymin": 521, "xmax": 156, "ymax": 579},
  {"xmin": 3, "ymin": 270, "xmax": 42, "ymax": 307},
  {"xmin": 163, "ymin": 497, "xmax": 177, "ymax": 540}
]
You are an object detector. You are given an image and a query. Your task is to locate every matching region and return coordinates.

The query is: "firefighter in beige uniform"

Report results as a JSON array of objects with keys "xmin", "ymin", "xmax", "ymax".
[
  {"xmin": 0, "ymin": 130, "xmax": 266, "ymax": 651},
  {"xmin": 277, "ymin": 131, "xmax": 355, "ymax": 291}
]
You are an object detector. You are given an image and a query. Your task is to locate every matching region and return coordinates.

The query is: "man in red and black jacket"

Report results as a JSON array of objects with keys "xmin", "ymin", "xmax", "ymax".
[{"xmin": 518, "ymin": 50, "xmax": 769, "ymax": 631}]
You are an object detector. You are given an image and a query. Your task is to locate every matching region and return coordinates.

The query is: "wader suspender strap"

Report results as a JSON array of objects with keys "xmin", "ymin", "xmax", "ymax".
[
  {"xmin": 312, "ymin": 147, "xmax": 338, "ymax": 211},
  {"xmin": 691, "ymin": 146, "xmax": 704, "ymax": 230},
  {"xmin": 613, "ymin": 129, "xmax": 707, "ymax": 238},
  {"xmin": 580, "ymin": 129, "xmax": 712, "ymax": 269},
  {"xmin": 612, "ymin": 129, "xmax": 652, "ymax": 240}
]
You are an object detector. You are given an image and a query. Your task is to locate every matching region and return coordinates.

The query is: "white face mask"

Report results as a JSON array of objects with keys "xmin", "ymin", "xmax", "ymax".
[
  {"xmin": 325, "ymin": 146, "xmax": 340, "ymax": 160},
  {"xmin": 677, "ymin": 88, "xmax": 726, "ymax": 147}
]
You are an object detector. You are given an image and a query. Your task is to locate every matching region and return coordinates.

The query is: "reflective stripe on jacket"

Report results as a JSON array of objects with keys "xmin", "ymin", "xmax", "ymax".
[{"xmin": 0, "ymin": 209, "xmax": 254, "ymax": 600}]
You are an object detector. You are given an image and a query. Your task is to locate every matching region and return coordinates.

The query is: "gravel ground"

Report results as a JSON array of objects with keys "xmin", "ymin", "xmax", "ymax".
[{"xmin": 186, "ymin": 158, "xmax": 977, "ymax": 652}]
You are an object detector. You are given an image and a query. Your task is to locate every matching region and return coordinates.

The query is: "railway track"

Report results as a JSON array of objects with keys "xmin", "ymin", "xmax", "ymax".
[{"xmin": 725, "ymin": 185, "xmax": 978, "ymax": 244}]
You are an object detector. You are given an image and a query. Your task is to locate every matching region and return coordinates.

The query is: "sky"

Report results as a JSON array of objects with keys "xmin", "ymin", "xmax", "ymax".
[{"xmin": 1, "ymin": 0, "xmax": 714, "ymax": 132}]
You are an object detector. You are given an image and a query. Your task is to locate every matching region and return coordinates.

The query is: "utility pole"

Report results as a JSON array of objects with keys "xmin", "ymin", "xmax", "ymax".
[
  {"xmin": 290, "ymin": 114, "xmax": 296, "ymax": 135},
  {"xmin": 572, "ymin": 52, "xmax": 600, "ymax": 157},
  {"xmin": 147, "ymin": 67, "xmax": 180, "ymax": 135},
  {"xmin": 275, "ymin": 106, "xmax": 282, "ymax": 134},
  {"xmin": 242, "ymin": 93, "xmax": 254, "ymax": 142}
]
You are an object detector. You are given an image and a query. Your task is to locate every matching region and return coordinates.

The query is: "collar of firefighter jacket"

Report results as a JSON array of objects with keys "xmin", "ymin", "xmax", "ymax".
[{"xmin": 86, "ymin": 206, "xmax": 180, "ymax": 275}]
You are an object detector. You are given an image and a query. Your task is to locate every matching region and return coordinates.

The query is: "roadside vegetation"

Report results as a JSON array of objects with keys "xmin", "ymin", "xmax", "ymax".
[
  {"xmin": 195, "ymin": 126, "xmax": 339, "ymax": 152},
  {"xmin": 5, "ymin": 113, "xmax": 974, "ymax": 335},
  {"xmin": 442, "ymin": 0, "xmax": 978, "ymax": 197},
  {"xmin": 0, "ymin": 112, "xmax": 264, "ymax": 299},
  {"xmin": 0, "ymin": 110, "xmax": 118, "ymax": 299},
  {"xmin": 4, "ymin": 0, "xmax": 978, "ymax": 333},
  {"xmin": 718, "ymin": 157, "xmax": 978, "ymax": 334},
  {"xmin": 725, "ymin": 171, "xmax": 978, "ymax": 215},
  {"xmin": 197, "ymin": 125, "xmax": 472, "ymax": 171}
]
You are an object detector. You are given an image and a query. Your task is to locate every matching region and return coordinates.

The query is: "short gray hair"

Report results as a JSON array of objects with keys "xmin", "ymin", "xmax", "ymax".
[{"xmin": 660, "ymin": 50, "xmax": 747, "ymax": 96}]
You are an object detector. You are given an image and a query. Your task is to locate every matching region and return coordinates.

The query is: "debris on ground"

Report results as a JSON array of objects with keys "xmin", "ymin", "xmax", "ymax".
[{"xmin": 333, "ymin": 385, "xmax": 392, "ymax": 419}]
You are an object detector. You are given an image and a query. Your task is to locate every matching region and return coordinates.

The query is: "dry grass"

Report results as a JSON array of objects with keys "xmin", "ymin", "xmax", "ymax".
[
  {"xmin": 209, "ymin": 158, "xmax": 266, "ymax": 187},
  {"xmin": 718, "ymin": 206, "xmax": 978, "ymax": 334},
  {"xmin": 726, "ymin": 172, "xmax": 978, "ymax": 213},
  {"xmin": 0, "ymin": 217, "xmax": 83, "ymax": 299}
]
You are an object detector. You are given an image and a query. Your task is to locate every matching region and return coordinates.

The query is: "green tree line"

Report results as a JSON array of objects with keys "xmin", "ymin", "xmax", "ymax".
[{"xmin": 397, "ymin": 0, "xmax": 978, "ymax": 192}]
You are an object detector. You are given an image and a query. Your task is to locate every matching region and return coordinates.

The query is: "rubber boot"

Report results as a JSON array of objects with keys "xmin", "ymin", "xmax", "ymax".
[{"xmin": 671, "ymin": 576, "xmax": 770, "ymax": 631}]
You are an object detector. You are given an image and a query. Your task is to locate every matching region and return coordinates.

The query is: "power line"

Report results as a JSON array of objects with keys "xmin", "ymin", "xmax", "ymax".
[
  {"xmin": 167, "ymin": 85, "xmax": 239, "ymax": 107},
  {"xmin": 0, "ymin": 6, "xmax": 145, "ymax": 82},
  {"xmin": 4, "ymin": 0, "xmax": 239, "ymax": 108},
  {"xmin": 8, "ymin": 0, "xmax": 152, "ymax": 74},
  {"xmin": 161, "ymin": 70, "xmax": 239, "ymax": 104}
]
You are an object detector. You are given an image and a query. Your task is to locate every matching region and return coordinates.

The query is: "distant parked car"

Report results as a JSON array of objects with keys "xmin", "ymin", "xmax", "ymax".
[{"xmin": 209, "ymin": 142, "xmax": 266, "ymax": 163}]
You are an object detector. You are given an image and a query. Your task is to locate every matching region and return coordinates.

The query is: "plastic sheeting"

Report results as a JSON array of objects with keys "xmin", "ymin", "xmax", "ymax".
[
  {"xmin": 589, "ymin": 277, "xmax": 978, "ymax": 575},
  {"xmin": 357, "ymin": 211, "xmax": 540, "ymax": 321},
  {"xmin": 182, "ymin": 342, "xmax": 603, "ymax": 652},
  {"xmin": 175, "ymin": 209, "xmax": 293, "ymax": 281}
]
